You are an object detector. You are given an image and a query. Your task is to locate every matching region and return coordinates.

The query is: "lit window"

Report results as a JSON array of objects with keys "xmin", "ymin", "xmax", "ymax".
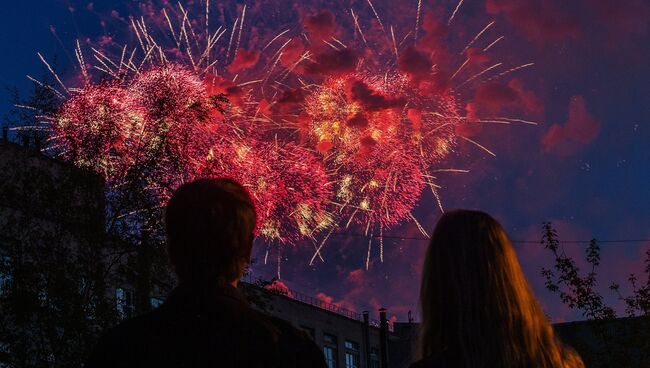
[
  {"xmin": 116, "ymin": 287, "xmax": 134, "ymax": 319},
  {"xmin": 150, "ymin": 296, "xmax": 164, "ymax": 309},
  {"xmin": 345, "ymin": 340, "xmax": 360, "ymax": 368},
  {"xmin": 323, "ymin": 333, "xmax": 338, "ymax": 368}
]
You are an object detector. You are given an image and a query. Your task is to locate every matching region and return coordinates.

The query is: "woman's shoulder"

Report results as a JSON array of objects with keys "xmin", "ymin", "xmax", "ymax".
[{"xmin": 409, "ymin": 354, "xmax": 446, "ymax": 368}]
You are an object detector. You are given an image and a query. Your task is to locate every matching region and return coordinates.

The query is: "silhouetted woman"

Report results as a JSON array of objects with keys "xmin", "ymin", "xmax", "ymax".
[{"xmin": 411, "ymin": 210, "xmax": 584, "ymax": 368}]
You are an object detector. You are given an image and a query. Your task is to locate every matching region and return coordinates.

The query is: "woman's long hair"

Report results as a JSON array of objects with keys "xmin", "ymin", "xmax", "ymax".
[{"xmin": 419, "ymin": 210, "xmax": 584, "ymax": 367}]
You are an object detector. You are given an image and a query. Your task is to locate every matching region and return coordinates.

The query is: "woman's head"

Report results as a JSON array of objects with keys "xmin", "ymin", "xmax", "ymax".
[{"xmin": 419, "ymin": 209, "xmax": 583, "ymax": 368}]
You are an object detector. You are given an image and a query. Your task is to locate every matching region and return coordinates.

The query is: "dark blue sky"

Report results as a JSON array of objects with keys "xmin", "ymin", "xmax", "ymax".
[{"xmin": 2, "ymin": 0, "xmax": 649, "ymax": 322}]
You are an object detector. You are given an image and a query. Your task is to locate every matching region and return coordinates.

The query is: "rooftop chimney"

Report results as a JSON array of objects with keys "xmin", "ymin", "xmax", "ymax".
[{"xmin": 379, "ymin": 308, "xmax": 389, "ymax": 368}]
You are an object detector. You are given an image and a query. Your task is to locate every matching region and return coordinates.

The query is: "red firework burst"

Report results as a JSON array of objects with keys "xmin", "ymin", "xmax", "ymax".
[{"xmin": 54, "ymin": 82, "xmax": 143, "ymax": 180}]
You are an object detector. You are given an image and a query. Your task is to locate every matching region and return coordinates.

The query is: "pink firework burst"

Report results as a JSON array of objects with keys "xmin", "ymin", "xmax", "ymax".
[
  {"xmin": 127, "ymin": 63, "xmax": 227, "ymax": 200},
  {"xmin": 205, "ymin": 140, "xmax": 333, "ymax": 244}
]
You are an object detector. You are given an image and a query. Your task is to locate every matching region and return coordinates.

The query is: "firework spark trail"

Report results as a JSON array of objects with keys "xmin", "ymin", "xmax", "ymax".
[
  {"xmin": 263, "ymin": 29, "xmax": 290, "ymax": 52},
  {"xmin": 75, "ymin": 40, "xmax": 89, "ymax": 83},
  {"xmin": 458, "ymin": 62, "xmax": 502, "ymax": 88},
  {"xmin": 486, "ymin": 63, "xmax": 535, "ymax": 82},
  {"xmin": 494, "ymin": 117, "xmax": 539, "ymax": 125},
  {"xmin": 350, "ymin": 9, "xmax": 368, "ymax": 46},
  {"xmin": 450, "ymin": 58, "xmax": 470, "ymax": 80},
  {"xmin": 366, "ymin": 0, "xmax": 386, "ymax": 35},
  {"xmin": 462, "ymin": 21, "xmax": 494, "ymax": 54},
  {"xmin": 37, "ymin": 52, "xmax": 68, "ymax": 94},
  {"xmin": 414, "ymin": 0, "xmax": 422, "ymax": 44},
  {"xmin": 226, "ymin": 17, "xmax": 239, "ymax": 60},
  {"xmin": 234, "ymin": 5, "xmax": 247, "ymax": 60},
  {"xmin": 483, "ymin": 36, "xmax": 504, "ymax": 52},
  {"xmin": 390, "ymin": 26, "xmax": 399, "ymax": 60},
  {"xmin": 459, "ymin": 136, "xmax": 496, "ymax": 157},
  {"xmin": 448, "ymin": 0, "xmax": 465, "ymax": 25},
  {"xmin": 26, "ymin": 75, "xmax": 64, "ymax": 99}
]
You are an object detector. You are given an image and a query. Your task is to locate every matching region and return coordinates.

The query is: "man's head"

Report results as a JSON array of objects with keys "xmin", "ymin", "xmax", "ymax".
[{"xmin": 165, "ymin": 178, "xmax": 257, "ymax": 285}]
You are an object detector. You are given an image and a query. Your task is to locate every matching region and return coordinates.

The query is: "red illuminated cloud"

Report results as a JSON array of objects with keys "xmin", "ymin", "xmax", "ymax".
[
  {"xmin": 227, "ymin": 49, "xmax": 261, "ymax": 73},
  {"xmin": 280, "ymin": 38, "xmax": 305, "ymax": 68},
  {"xmin": 466, "ymin": 78, "xmax": 543, "ymax": 121},
  {"xmin": 304, "ymin": 11, "xmax": 337, "ymax": 42},
  {"xmin": 542, "ymin": 96, "xmax": 600, "ymax": 157},
  {"xmin": 315, "ymin": 292, "xmax": 356, "ymax": 311},
  {"xmin": 417, "ymin": 11, "xmax": 449, "ymax": 56}
]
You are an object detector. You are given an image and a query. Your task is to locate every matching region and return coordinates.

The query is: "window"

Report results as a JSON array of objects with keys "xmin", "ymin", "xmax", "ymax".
[
  {"xmin": 115, "ymin": 287, "xmax": 134, "ymax": 319},
  {"xmin": 323, "ymin": 333, "xmax": 338, "ymax": 368},
  {"xmin": 369, "ymin": 347, "xmax": 380, "ymax": 368},
  {"xmin": 344, "ymin": 340, "xmax": 360, "ymax": 368},
  {"xmin": 150, "ymin": 296, "xmax": 164, "ymax": 309}
]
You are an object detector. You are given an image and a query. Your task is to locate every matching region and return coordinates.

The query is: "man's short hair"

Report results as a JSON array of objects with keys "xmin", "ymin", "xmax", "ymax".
[{"xmin": 165, "ymin": 178, "xmax": 257, "ymax": 283}]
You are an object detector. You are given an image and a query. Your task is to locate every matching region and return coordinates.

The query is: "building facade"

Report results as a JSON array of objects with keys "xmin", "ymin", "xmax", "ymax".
[{"xmin": 241, "ymin": 282, "xmax": 418, "ymax": 368}]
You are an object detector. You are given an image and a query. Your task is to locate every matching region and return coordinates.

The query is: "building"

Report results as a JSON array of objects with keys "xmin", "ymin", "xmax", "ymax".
[
  {"xmin": 241, "ymin": 281, "xmax": 419, "ymax": 368},
  {"xmin": 554, "ymin": 316, "xmax": 650, "ymax": 367}
]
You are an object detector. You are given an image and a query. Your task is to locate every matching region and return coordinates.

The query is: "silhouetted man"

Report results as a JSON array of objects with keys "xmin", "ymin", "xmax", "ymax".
[{"xmin": 86, "ymin": 178, "xmax": 326, "ymax": 368}]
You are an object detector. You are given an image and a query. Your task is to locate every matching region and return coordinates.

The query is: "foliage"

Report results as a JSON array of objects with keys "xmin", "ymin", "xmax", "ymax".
[{"xmin": 540, "ymin": 221, "xmax": 650, "ymax": 367}]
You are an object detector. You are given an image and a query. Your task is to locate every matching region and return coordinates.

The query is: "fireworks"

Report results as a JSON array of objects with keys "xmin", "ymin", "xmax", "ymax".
[
  {"xmin": 204, "ymin": 140, "xmax": 333, "ymax": 244},
  {"xmin": 54, "ymin": 82, "xmax": 141, "ymax": 179},
  {"xmin": 30, "ymin": 0, "xmax": 538, "ymax": 272}
]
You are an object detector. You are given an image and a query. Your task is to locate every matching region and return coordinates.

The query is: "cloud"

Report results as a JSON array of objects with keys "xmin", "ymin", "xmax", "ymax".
[
  {"xmin": 280, "ymin": 38, "xmax": 305, "ymax": 68},
  {"xmin": 227, "ymin": 49, "xmax": 261, "ymax": 73},
  {"xmin": 398, "ymin": 46, "xmax": 433, "ymax": 80},
  {"xmin": 542, "ymin": 96, "xmax": 600, "ymax": 156},
  {"xmin": 465, "ymin": 79, "xmax": 543, "ymax": 122},
  {"xmin": 346, "ymin": 113, "xmax": 369, "ymax": 128},
  {"xmin": 264, "ymin": 279, "xmax": 294, "ymax": 297},
  {"xmin": 304, "ymin": 48, "xmax": 358, "ymax": 76},
  {"xmin": 315, "ymin": 291, "xmax": 357, "ymax": 311},
  {"xmin": 349, "ymin": 80, "xmax": 406, "ymax": 111},
  {"xmin": 304, "ymin": 11, "xmax": 337, "ymax": 42}
]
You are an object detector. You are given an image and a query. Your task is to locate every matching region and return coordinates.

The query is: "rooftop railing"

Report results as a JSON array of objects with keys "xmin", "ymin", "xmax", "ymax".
[{"xmin": 242, "ymin": 275, "xmax": 392, "ymax": 331}]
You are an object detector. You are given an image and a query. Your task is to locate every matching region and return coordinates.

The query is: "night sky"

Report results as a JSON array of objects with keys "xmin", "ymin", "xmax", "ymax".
[{"xmin": 2, "ymin": 0, "xmax": 649, "ymax": 323}]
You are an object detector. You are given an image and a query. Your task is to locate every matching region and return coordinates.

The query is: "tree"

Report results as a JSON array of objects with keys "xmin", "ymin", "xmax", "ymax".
[
  {"xmin": 540, "ymin": 222, "xmax": 650, "ymax": 367},
  {"xmin": 0, "ymin": 139, "xmax": 117, "ymax": 368}
]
